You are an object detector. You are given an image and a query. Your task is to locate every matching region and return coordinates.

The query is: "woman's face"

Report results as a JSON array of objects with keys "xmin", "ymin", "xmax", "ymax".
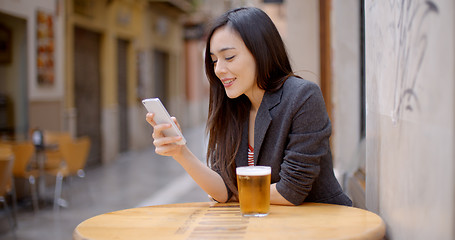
[{"xmin": 210, "ymin": 26, "xmax": 259, "ymax": 99}]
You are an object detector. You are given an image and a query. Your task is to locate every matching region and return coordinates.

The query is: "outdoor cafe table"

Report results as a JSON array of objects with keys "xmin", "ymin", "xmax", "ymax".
[{"xmin": 73, "ymin": 202, "xmax": 386, "ymax": 240}]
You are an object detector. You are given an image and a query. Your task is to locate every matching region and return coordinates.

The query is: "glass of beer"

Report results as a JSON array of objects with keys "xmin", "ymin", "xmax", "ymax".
[{"xmin": 236, "ymin": 166, "xmax": 271, "ymax": 217}]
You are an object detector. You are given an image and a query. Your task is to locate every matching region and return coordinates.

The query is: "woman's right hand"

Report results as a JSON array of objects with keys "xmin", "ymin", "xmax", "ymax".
[
  {"xmin": 147, "ymin": 113, "xmax": 229, "ymax": 203},
  {"xmin": 146, "ymin": 113, "xmax": 186, "ymax": 158}
]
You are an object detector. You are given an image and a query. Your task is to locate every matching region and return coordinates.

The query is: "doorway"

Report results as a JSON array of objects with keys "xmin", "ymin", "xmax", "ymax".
[
  {"xmin": 117, "ymin": 38, "xmax": 129, "ymax": 153},
  {"xmin": 0, "ymin": 13, "xmax": 27, "ymax": 140},
  {"xmin": 153, "ymin": 49, "xmax": 169, "ymax": 106},
  {"xmin": 74, "ymin": 27, "xmax": 102, "ymax": 166}
]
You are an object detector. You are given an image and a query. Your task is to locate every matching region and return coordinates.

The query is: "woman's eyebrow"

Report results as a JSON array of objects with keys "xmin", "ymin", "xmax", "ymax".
[{"xmin": 210, "ymin": 47, "xmax": 236, "ymax": 55}]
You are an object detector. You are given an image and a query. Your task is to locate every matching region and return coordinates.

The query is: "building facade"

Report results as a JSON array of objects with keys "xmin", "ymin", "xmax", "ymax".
[
  {"xmin": 0, "ymin": 0, "xmax": 204, "ymax": 165},
  {"xmin": 0, "ymin": 0, "xmax": 65, "ymax": 141}
]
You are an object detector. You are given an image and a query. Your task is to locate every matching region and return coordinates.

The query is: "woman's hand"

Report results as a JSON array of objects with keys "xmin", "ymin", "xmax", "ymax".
[
  {"xmin": 146, "ymin": 112, "xmax": 229, "ymax": 202},
  {"xmin": 146, "ymin": 113, "xmax": 185, "ymax": 158}
]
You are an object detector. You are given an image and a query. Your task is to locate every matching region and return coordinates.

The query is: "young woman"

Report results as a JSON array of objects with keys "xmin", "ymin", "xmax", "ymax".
[{"xmin": 146, "ymin": 7, "xmax": 352, "ymax": 206}]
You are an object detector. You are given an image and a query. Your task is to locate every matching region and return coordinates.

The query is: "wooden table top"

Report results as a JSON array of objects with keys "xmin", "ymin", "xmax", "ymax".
[{"xmin": 73, "ymin": 202, "xmax": 385, "ymax": 240}]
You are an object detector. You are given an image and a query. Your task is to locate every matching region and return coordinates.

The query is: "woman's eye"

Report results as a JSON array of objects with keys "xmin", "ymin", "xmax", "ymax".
[
  {"xmin": 212, "ymin": 59, "xmax": 218, "ymax": 64},
  {"xmin": 225, "ymin": 55, "xmax": 235, "ymax": 61}
]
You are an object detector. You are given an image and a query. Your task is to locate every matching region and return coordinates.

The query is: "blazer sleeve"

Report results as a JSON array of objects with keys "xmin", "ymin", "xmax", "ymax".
[{"xmin": 275, "ymin": 82, "xmax": 332, "ymax": 205}]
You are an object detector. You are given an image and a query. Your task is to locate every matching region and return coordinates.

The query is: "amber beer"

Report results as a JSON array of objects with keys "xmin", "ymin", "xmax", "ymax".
[{"xmin": 236, "ymin": 166, "xmax": 271, "ymax": 217}]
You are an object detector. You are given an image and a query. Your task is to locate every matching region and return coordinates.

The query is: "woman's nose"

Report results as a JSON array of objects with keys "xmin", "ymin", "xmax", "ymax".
[{"xmin": 214, "ymin": 61, "xmax": 227, "ymax": 76}]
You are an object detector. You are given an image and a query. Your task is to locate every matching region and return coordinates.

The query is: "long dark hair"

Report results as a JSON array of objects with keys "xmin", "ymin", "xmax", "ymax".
[{"xmin": 205, "ymin": 7, "xmax": 293, "ymax": 198}]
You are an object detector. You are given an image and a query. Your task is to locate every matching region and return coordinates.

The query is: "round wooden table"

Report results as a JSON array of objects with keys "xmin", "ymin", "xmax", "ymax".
[{"xmin": 73, "ymin": 202, "xmax": 385, "ymax": 240}]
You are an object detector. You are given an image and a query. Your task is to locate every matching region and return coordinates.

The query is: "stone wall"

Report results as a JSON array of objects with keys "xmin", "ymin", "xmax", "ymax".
[{"xmin": 365, "ymin": 1, "xmax": 454, "ymax": 239}]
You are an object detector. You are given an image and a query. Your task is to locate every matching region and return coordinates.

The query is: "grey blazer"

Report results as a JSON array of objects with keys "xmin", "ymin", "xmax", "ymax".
[{"xmin": 230, "ymin": 76, "xmax": 352, "ymax": 206}]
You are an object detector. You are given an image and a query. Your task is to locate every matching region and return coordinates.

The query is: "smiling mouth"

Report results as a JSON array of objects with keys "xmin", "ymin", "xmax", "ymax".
[{"xmin": 222, "ymin": 78, "xmax": 235, "ymax": 87}]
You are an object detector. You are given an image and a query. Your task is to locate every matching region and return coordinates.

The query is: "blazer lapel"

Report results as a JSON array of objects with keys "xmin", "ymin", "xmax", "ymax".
[{"xmin": 254, "ymin": 88, "xmax": 282, "ymax": 165}]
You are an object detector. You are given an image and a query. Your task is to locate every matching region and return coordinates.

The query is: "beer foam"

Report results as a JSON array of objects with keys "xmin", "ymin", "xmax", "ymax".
[{"xmin": 236, "ymin": 166, "xmax": 271, "ymax": 176}]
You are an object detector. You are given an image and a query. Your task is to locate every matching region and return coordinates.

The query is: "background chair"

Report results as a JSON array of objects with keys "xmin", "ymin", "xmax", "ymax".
[
  {"xmin": 11, "ymin": 142, "xmax": 40, "ymax": 213},
  {"xmin": 0, "ymin": 144, "xmax": 16, "ymax": 234},
  {"xmin": 45, "ymin": 136, "xmax": 90, "ymax": 211},
  {"xmin": 43, "ymin": 131, "xmax": 72, "ymax": 170}
]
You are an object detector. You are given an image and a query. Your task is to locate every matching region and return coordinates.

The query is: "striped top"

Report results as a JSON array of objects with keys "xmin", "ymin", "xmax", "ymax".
[{"xmin": 248, "ymin": 144, "xmax": 254, "ymax": 166}]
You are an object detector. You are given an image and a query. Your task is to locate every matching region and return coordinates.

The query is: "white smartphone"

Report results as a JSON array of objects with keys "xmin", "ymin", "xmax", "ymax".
[{"xmin": 142, "ymin": 98, "xmax": 186, "ymax": 145}]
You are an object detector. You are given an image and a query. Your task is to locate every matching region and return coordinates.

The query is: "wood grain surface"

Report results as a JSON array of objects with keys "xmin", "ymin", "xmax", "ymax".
[{"xmin": 73, "ymin": 202, "xmax": 385, "ymax": 240}]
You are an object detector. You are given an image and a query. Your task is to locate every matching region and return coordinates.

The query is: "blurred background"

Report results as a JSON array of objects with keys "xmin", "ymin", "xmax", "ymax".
[{"xmin": 0, "ymin": 0, "xmax": 454, "ymax": 239}]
